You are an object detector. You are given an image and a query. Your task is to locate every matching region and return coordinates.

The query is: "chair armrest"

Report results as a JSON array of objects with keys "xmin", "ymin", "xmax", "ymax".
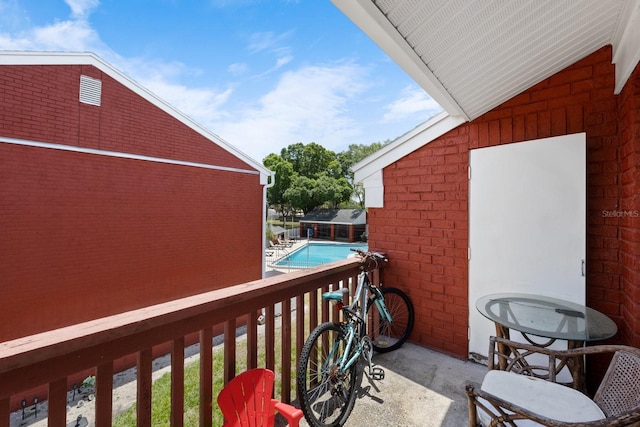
[
  {"xmin": 491, "ymin": 337, "xmax": 639, "ymax": 362},
  {"xmin": 273, "ymin": 399, "xmax": 304, "ymax": 427}
]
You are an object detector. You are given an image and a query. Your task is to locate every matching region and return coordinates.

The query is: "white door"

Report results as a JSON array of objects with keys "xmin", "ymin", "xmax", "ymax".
[{"xmin": 468, "ymin": 133, "xmax": 586, "ymax": 360}]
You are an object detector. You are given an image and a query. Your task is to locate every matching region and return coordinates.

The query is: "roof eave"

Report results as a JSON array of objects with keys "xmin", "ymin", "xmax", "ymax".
[
  {"xmin": 612, "ymin": 0, "xmax": 640, "ymax": 94},
  {"xmin": 330, "ymin": 0, "xmax": 469, "ymax": 120},
  {"xmin": 352, "ymin": 111, "xmax": 465, "ymax": 183}
]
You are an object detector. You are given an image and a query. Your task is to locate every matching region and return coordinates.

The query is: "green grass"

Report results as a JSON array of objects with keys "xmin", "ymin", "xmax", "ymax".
[{"xmin": 112, "ymin": 315, "xmax": 300, "ymax": 426}]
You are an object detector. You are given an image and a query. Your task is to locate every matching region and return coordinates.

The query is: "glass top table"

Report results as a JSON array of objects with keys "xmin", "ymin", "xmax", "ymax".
[{"xmin": 476, "ymin": 293, "xmax": 617, "ymax": 342}]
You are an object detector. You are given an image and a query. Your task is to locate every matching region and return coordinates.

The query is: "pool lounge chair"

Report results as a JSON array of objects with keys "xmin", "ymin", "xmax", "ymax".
[
  {"xmin": 277, "ymin": 238, "xmax": 294, "ymax": 247},
  {"xmin": 269, "ymin": 240, "xmax": 288, "ymax": 252}
]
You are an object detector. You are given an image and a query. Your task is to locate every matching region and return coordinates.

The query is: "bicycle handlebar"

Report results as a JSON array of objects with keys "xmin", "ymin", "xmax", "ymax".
[{"xmin": 350, "ymin": 248, "xmax": 388, "ymax": 269}]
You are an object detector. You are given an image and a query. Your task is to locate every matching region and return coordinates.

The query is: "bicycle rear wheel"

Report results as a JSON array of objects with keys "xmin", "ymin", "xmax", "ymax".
[
  {"xmin": 367, "ymin": 287, "xmax": 414, "ymax": 353},
  {"xmin": 297, "ymin": 322, "xmax": 361, "ymax": 427}
]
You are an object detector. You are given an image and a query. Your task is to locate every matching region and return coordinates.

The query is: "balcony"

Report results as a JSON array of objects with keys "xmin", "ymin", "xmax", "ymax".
[{"xmin": 0, "ymin": 258, "xmax": 484, "ymax": 426}]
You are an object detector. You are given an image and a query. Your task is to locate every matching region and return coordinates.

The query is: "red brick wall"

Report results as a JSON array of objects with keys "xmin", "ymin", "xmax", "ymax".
[
  {"xmin": 370, "ymin": 46, "xmax": 640, "ymax": 358},
  {"xmin": 0, "ymin": 64, "xmax": 251, "ymax": 170},
  {"xmin": 0, "ymin": 64, "xmax": 264, "ymax": 341}
]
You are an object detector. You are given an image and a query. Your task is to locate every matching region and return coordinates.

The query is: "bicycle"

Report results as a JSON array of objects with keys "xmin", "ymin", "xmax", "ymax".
[{"xmin": 296, "ymin": 249, "xmax": 414, "ymax": 427}]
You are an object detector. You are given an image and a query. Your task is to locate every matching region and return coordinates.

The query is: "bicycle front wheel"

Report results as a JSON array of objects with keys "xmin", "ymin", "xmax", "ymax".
[
  {"xmin": 367, "ymin": 287, "xmax": 414, "ymax": 353},
  {"xmin": 297, "ymin": 322, "xmax": 361, "ymax": 427}
]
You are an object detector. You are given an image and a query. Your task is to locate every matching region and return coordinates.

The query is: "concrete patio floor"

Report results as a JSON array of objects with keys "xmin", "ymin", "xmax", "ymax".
[{"xmin": 297, "ymin": 342, "xmax": 487, "ymax": 427}]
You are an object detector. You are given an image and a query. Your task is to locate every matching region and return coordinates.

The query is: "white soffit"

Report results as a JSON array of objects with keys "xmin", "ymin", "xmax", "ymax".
[{"xmin": 332, "ymin": 0, "xmax": 637, "ymax": 121}]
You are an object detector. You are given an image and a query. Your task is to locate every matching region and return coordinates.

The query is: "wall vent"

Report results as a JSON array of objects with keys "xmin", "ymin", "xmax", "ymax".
[{"xmin": 79, "ymin": 75, "xmax": 102, "ymax": 106}]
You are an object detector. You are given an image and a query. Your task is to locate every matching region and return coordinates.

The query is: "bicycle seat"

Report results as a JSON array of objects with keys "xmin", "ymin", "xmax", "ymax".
[{"xmin": 322, "ymin": 288, "xmax": 349, "ymax": 301}]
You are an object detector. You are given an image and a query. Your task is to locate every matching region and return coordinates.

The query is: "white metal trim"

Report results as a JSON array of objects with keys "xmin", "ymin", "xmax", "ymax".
[
  {"xmin": 613, "ymin": 0, "xmax": 640, "ymax": 94},
  {"xmin": 0, "ymin": 136, "xmax": 260, "ymax": 176},
  {"xmin": 352, "ymin": 112, "xmax": 465, "ymax": 183},
  {"xmin": 362, "ymin": 170, "xmax": 384, "ymax": 208}
]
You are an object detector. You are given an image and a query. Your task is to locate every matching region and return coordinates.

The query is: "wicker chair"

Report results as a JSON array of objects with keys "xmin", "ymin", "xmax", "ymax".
[{"xmin": 466, "ymin": 336, "xmax": 640, "ymax": 426}]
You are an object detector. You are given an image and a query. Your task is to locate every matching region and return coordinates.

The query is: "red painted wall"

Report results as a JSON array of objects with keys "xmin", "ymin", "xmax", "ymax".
[
  {"xmin": 369, "ymin": 46, "xmax": 640, "ymax": 358},
  {"xmin": 0, "ymin": 64, "xmax": 264, "ymax": 342}
]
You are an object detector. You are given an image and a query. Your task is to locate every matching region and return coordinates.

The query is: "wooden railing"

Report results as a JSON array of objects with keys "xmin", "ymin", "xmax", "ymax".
[{"xmin": 0, "ymin": 258, "xmax": 364, "ymax": 427}]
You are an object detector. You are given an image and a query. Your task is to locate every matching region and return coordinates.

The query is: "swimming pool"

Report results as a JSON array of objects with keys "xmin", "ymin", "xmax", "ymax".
[{"xmin": 274, "ymin": 242, "xmax": 367, "ymax": 268}]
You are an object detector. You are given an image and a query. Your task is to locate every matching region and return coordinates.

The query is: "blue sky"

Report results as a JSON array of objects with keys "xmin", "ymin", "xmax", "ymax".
[{"xmin": 0, "ymin": 0, "xmax": 442, "ymax": 163}]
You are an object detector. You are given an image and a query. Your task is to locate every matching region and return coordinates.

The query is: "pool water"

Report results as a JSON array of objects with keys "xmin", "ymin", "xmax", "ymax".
[{"xmin": 274, "ymin": 242, "xmax": 367, "ymax": 268}]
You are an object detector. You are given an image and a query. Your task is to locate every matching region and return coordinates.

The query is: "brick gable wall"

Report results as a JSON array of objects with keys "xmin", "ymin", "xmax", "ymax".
[
  {"xmin": 369, "ymin": 46, "xmax": 639, "ymax": 358},
  {"xmin": 0, "ymin": 64, "xmax": 263, "ymax": 341},
  {"xmin": 0, "ymin": 64, "xmax": 251, "ymax": 170}
]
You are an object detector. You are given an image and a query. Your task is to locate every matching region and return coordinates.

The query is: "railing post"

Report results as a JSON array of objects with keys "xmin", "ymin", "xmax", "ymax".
[
  {"xmin": 247, "ymin": 311, "xmax": 258, "ymax": 369},
  {"xmin": 224, "ymin": 319, "xmax": 236, "ymax": 384},
  {"xmin": 96, "ymin": 362, "xmax": 114, "ymax": 427},
  {"xmin": 199, "ymin": 327, "xmax": 213, "ymax": 427},
  {"xmin": 171, "ymin": 337, "xmax": 184, "ymax": 427},
  {"xmin": 296, "ymin": 294, "xmax": 305, "ymax": 358},
  {"xmin": 310, "ymin": 289, "xmax": 318, "ymax": 335},
  {"xmin": 0, "ymin": 398, "xmax": 8, "ymax": 427},
  {"xmin": 265, "ymin": 305, "xmax": 275, "ymax": 372},
  {"xmin": 281, "ymin": 298, "xmax": 292, "ymax": 403},
  {"xmin": 47, "ymin": 378, "xmax": 67, "ymax": 427},
  {"xmin": 137, "ymin": 348, "xmax": 152, "ymax": 427},
  {"xmin": 322, "ymin": 285, "xmax": 330, "ymax": 324}
]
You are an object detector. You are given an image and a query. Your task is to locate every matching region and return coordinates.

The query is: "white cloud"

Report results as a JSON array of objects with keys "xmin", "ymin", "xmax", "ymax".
[
  {"xmin": 248, "ymin": 31, "xmax": 293, "ymax": 54},
  {"xmin": 229, "ymin": 62, "xmax": 249, "ymax": 75},
  {"xmin": 32, "ymin": 19, "xmax": 102, "ymax": 51},
  {"xmin": 65, "ymin": 0, "xmax": 100, "ymax": 19},
  {"xmin": 383, "ymin": 86, "xmax": 442, "ymax": 122},
  {"xmin": 141, "ymin": 76, "xmax": 234, "ymax": 123},
  {"xmin": 275, "ymin": 54, "xmax": 292, "ymax": 68},
  {"xmin": 211, "ymin": 63, "xmax": 370, "ymax": 162},
  {"xmin": 0, "ymin": 0, "xmax": 107, "ymax": 53}
]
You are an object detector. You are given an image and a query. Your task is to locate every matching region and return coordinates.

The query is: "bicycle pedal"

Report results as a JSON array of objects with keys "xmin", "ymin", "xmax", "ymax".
[{"xmin": 369, "ymin": 367, "xmax": 385, "ymax": 380}]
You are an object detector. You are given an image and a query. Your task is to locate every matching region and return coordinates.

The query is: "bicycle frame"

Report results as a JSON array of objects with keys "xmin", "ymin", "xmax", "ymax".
[{"xmin": 323, "ymin": 269, "xmax": 393, "ymax": 376}]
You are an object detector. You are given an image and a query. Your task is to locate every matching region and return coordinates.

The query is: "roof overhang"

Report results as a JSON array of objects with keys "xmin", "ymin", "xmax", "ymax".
[
  {"xmin": 333, "ymin": 0, "xmax": 639, "ymax": 120},
  {"xmin": 334, "ymin": 0, "xmax": 640, "ymax": 206}
]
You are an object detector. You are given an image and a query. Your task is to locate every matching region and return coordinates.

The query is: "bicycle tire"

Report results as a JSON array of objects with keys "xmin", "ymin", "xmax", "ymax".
[
  {"xmin": 297, "ymin": 322, "xmax": 361, "ymax": 427},
  {"xmin": 366, "ymin": 287, "xmax": 414, "ymax": 353}
]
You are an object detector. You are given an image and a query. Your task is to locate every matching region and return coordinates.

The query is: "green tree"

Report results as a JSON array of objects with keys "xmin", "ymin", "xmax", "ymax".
[
  {"xmin": 337, "ymin": 142, "xmax": 388, "ymax": 207},
  {"xmin": 315, "ymin": 173, "xmax": 352, "ymax": 208},
  {"xmin": 263, "ymin": 153, "xmax": 296, "ymax": 215},
  {"xmin": 265, "ymin": 141, "xmax": 387, "ymax": 212},
  {"xmin": 337, "ymin": 142, "xmax": 388, "ymax": 177},
  {"xmin": 281, "ymin": 142, "xmax": 337, "ymax": 179},
  {"xmin": 284, "ymin": 175, "xmax": 317, "ymax": 214}
]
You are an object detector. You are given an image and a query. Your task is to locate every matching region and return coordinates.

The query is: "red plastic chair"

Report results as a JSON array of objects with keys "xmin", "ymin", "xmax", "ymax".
[{"xmin": 217, "ymin": 368, "xmax": 303, "ymax": 427}]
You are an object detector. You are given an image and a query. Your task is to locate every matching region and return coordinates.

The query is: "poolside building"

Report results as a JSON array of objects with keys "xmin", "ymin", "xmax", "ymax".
[{"xmin": 299, "ymin": 209, "xmax": 367, "ymax": 242}]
